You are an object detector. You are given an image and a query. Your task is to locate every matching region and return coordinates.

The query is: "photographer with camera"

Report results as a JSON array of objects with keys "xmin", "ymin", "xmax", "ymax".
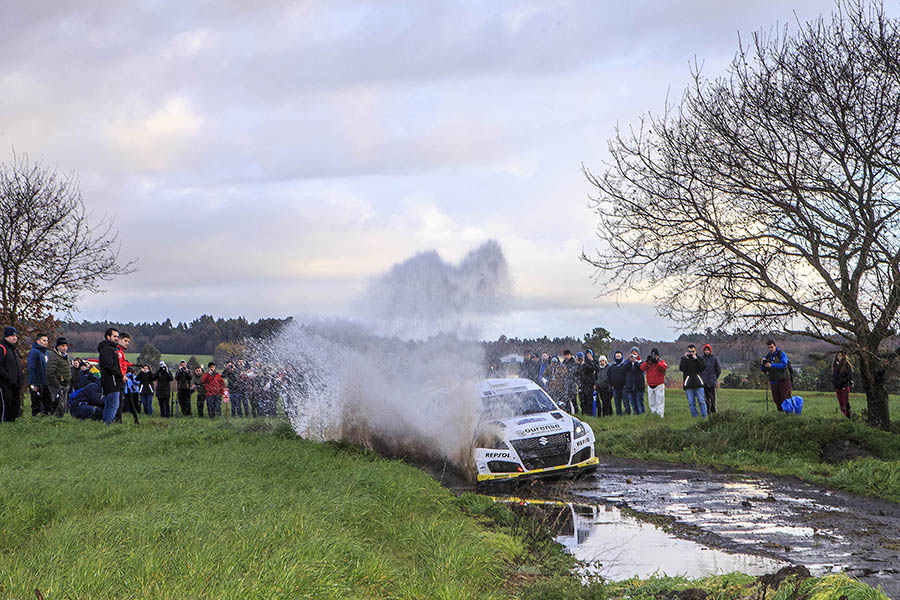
[
  {"xmin": 175, "ymin": 360, "xmax": 193, "ymax": 416},
  {"xmin": 640, "ymin": 347, "xmax": 668, "ymax": 417},
  {"xmin": 761, "ymin": 340, "xmax": 791, "ymax": 412},
  {"xmin": 679, "ymin": 344, "xmax": 707, "ymax": 418}
]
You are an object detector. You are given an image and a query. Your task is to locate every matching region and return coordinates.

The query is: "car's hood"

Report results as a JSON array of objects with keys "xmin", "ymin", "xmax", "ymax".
[{"xmin": 482, "ymin": 412, "xmax": 574, "ymax": 440}]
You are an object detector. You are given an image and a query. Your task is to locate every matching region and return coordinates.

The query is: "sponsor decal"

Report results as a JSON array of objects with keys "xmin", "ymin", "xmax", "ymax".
[
  {"xmin": 517, "ymin": 417, "xmax": 544, "ymax": 425},
  {"xmin": 514, "ymin": 423, "xmax": 562, "ymax": 436},
  {"xmin": 484, "ymin": 451, "xmax": 512, "ymax": 459},
  {"xmin": 575, "ymin": 437, "xmax": 591, "ymax": 447}
]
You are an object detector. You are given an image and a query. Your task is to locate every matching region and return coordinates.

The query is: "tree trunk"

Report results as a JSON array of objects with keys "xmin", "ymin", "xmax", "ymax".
[{"xmin": 858, "ymin": 349, "xmax": 891, "ymax": 430}]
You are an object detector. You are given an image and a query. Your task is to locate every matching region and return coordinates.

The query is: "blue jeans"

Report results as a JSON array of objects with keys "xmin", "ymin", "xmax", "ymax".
[
  {"xmin": 612, "ymin": 388, "xmax": 628, "ymax": 415},
  {"xmin": 686, "ymin": 387, "xmax": 707, "ymax": 418},
  {"xmin": 102, "ymin": 391, "xmax": 120, "ymax": 425},
  {"xmin": 629, "ymin": 387, "xmax": 645, "ymax": 415},
  {"xmin": 206, "ymin": 395, "xmax": 221, "ymax": 418},
  {"xmin": 141, "ymin": 394, "xmax": 154, "ymax": 416},
  {"xmin": 230, "ymin": 391, "xmax": 249, "ymax": 417}
]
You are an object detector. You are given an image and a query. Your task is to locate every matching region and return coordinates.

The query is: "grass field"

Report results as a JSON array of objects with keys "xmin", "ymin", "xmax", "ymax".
[{"xmin": 2, "ymin": 391, "xmax": 893, "ymax": 599}]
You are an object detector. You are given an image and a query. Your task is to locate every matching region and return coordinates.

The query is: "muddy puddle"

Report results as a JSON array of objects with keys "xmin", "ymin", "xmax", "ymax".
[
  {"xmin": 561, "ymin": 458, "xmax": 900, "ymax": 598},
  {"xmin": 497, "ymin": 498, "xmax": 786, "ymax": 580}
]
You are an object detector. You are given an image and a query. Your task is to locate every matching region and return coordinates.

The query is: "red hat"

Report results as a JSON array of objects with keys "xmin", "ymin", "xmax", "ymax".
[{"xmin": 703, "ymin": 344, "xmax": 712, "ymax": 352}]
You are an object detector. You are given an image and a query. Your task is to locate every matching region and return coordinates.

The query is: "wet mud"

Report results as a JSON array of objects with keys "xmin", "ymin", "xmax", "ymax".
[{"xmin": 563, "ymin": 457, "xmax": 900, "ymax": 598}]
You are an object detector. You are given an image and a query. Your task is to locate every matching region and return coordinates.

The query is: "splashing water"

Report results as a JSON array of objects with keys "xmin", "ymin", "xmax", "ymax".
[{"xmin": 249, "ymin": 240, "xmax": 513, "ymax": 477}]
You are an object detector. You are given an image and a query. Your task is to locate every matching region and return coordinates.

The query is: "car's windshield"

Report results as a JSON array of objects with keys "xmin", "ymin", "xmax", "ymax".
[{"xmin": 480, "ymin": 389, "xmax": 558, "ymax": 419}]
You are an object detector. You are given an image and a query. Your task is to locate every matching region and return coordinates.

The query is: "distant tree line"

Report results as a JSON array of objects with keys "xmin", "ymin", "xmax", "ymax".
[{"xmin": 58, "ymin": 315, "xmax": 293, "ymax": 355}]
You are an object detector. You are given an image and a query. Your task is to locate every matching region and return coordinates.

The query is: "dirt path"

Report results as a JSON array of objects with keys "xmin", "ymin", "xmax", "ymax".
[{"xmin": 567, "ymin": 457, "xmax": 899, "ymax": 598}]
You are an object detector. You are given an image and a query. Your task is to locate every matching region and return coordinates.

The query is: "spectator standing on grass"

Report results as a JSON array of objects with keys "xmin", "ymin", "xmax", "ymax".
[
  {"xmin": 609, "ymin": 350, "xmax": 629, "ymax": 415},
  {"xmin": 574, "ymin": 352, "xmax": 596, "ymax": 415},
  {"xmin": 701, "ymin": 344, "xmax": 722, "ymax": 413},
  {"xmin": 623, "ymin": 346, "xmax": 645, "ymax": 415},
  {"xmin": 233, "ymin": 359, "xmax": 251, "ymax": 417},
  {"xmin": 680, "ymin": 344, "xmax": 708, "ymax": 418},
  {"xmin": 538, "ymin": 352, "xmax": 551, "ymax": 389},
  {"xmin": 70, "ymin": 357, "xmax": 83, "ymax": 391},
  {"xmin": 136, "ymin": 365, "xmax": 155, "ymax": 416},
  {"xmin": 594, "ymin": 355, "xmax": 614, "ymax": 416},
  {"xmin": 192, "ymin": 365, "xmax": 206, "ymax": 417},
  {"xmin": 546, "ymin": 356, "xmax": 568, "ymax": 410},
  {"xmin": 116, "ymin": 333, "xmax": 139, "ymax": 424},
  {"xmin": 832, "ymin": 351, "xmax": 853, "ymax": 418},
  {"xmin": 562, "ymin": 350, "xmax": 577, "ymax": 411},
  {"xmin": 175, "ymin": 361, "xmax": 193, "ymax": 416},
  {"xmin": 223, "ymin": 361, "xmax": 243, "ymax": 417},
  {"xmin": 641, "ymin": 348, "xmax": 668, "ymax": 417},
  {"xmin": 155, "ymin": 361, "xmax": 174, "ymax": 418},
  {"xmin": 124, "ymin": 367, "xmax": 139, "ymax": 414},
  {"xmin": 202, "ymin": 362, "xmax": 225, "ymax": 418},
  {"xmin": 27, "ymin": 333, "xmax": 51, "ymax": 416},
  {"xmin": 0, "ymin": 327, "xmax": 23, "ymax": 422},
  {"xmin": 97, "ymin": 328, "xmax": 122, "ymax": 425},
  {"xmin": 46, "ymin": 337, "xmax": 72, "ymax": 418},
  {"xmin": 760, "ymin": 340, "xmax": 792, "ymax": 412}
]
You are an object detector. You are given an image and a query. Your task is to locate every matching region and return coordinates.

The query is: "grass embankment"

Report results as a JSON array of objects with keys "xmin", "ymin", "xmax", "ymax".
[
  {"xmin": 0, "ymin": 416, "xmax": 888, "ymax": 599},
  {"xmin": 0, "ymin": 419, "xmax": 519, "ymax": 600},
  {"xmin": 584, "ymin": 388, "xmax": 900, "ymax": 502}
]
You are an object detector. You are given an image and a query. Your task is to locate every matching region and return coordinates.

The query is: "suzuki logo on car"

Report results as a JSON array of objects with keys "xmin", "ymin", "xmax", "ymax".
[{"xmin": 538, "ymin": 437, "xmax": 548, "ymax": 446}]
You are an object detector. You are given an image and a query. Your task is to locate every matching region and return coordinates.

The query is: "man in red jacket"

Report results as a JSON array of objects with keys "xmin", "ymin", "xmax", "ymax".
[
  {"xmin": 201, "ymin": 362, "xmax": 225, "ymax": 418},
  {"xmin": 640, "ymin": 348, "xmax": 668, "ymax": 417}
]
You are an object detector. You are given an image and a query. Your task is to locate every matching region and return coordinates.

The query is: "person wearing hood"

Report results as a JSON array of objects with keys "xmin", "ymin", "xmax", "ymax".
[
  {"xmin": 623, "ymin": 346, "xmax": 646, "ymax": 415},
  {"xmin": 538, "ymin": 352, "xmax": 551, "ymax": 389},
  {"xmin": 680, "ymin": 344, "xmax": 708, "ymax": 418},
  {"xmin": 27, "ymin": 333, "xmax": 51, "ymax": 416},
  {"xmin": 154, "ymin": 360, "xmax": 174, "ymax": 418},
  {"xmin": 546, "ymin": 356, "xmax": 569, "ymax": 410},
  {"xmin": 46, "ymin": 337, "xmax": 72, "ymax": 418},
  {"xmin": 593, "ymin": 354, "xmax": 614, "ymax": 416},
  {"xmin": 641, "ymin": 348, "xmax": 668, "ymax": 417},
  {"xmin": 0, "ymin": 326, "xmax": 24, "ymax": 422},
  {"xmin": 574, "ymin": 351, "xmax": 596, "ymax": 415},
  {"xmin": 609, "ymin": 350, "xmax": 629, "ymax": 415},
  {"xmin": 701, "ymin": 344, "xmax": 722, "ymax": 413},
  {"xmin": 97, "ymin": 328, "xmax": 122, "ymax": 424}
]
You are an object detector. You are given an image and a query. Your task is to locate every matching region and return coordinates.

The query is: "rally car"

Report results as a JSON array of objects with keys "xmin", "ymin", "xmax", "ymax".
[{"xmin": 473, "ymin": 378, "xmax": 598, "ymax": 487}]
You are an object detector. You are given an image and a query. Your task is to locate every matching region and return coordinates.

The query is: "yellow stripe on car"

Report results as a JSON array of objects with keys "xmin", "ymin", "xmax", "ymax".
[{"xmin": 475, "ymin": 456, "xmax": 599, "ymax": 482}]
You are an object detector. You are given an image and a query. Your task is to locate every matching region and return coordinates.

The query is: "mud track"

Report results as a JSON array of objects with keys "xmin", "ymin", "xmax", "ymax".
[{"xmin": 558, "ymin": 457, "xmax": 900, "ymax": 598}]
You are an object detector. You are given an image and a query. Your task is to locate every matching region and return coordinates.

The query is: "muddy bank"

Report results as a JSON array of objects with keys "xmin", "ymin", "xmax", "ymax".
[{"xmin": 564, "ymin": 457, "xmax": 899, "ymax": 598}]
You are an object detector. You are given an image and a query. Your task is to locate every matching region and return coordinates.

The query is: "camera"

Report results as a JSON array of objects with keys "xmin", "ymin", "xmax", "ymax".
[{"xmin": 647, "ymin": 354, "xmax": 658, "ymax": 365}]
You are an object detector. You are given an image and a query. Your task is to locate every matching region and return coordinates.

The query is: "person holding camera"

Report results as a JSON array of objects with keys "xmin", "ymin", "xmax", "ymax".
[
  {"xmin": 679, "ymin": 344, "xmax": 707, "ymax": 418},
  {"xmin": 760, "ymin": 340, "xmax": 791, "ymax": 412},
  {"xmin": 641, "ymin": 348, "xmax": 668, "ymax": 417},
  {"xmin": 175, "ymin": 360, "xmax": 193, "ymax": 416},
  {"xmin": 832, "ymin": 351, "xmax": 853, "ymax": 418},
  {"xmin": 701, "ymin": 344, "xmax": 722, "ymax": 413}
]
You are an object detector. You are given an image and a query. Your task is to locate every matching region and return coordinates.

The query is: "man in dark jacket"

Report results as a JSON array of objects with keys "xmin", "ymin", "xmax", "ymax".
[
  {"xmin": 97, "ymin": 328, "xmax": 122, "ymax": 424},
  {"xmin": 701, "ymin": 344, "xmax": 722, "ymax": 413},
  {"xmin": 46, "ymin": 337, "xmax": 72, "ymax": 418},
  {"xmin": 609, "ymin": 350, "xmax": 629, "ymax": 415},
  {"xmin": 155, "ymin": 361, "xmax": 174, "ymax": 417},
  {"xmin": 679, "ymin": 344, "xmax": 708, "ymax": 418},
  {"xmin": 760, "ymin": 340, "xmax": 791, "ymax": 412},
  {"xmin": 0, "ymin": 326, "xmax": 24, "ymax": 422},
  {"xmin": 574, "ymin": 351, "xmax": 596, "ymax": 415},
  {"xmin": 623, "ymin": 346, "xmax": 645, "ymax": 415},
  {"xmin": 27, "ymin": 333, "xmax": 51, "ymax": 416},
  {"xmin": 175, "ymin": 361, "xmax": 193, "ymax": 416}
]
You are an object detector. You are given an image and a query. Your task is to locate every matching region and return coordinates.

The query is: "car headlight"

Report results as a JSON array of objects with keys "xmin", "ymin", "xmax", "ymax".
[{"xmin": 573, "ymin": 419, "xmax": 588, "ymax": 440}]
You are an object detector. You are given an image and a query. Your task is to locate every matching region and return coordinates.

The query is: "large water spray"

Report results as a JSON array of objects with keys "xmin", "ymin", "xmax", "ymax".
[{"xmin": 250, "ymin": 240, "xmax": 513, "ymax": 477}]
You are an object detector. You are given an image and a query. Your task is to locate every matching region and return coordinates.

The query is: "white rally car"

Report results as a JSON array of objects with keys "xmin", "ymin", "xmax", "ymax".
[{"xmin": 473, "ymin": 378, "xmax": 598, "ymax": 487}]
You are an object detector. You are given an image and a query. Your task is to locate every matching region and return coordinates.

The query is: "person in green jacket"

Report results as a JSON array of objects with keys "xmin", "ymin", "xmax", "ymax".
[{"xmin": 46, "ymin": 337, "xmax": 72, "ymax": 417}]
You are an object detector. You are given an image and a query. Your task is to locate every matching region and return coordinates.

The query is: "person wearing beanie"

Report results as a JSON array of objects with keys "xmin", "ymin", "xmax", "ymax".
[
  {"xmin": 0, "ymin": 327, "xmax": 23, "ymax": 422},
  {"xmin": 594, "ymin": 354, "xmax": 614, "ymax": 416},
  {"xmin": 154, "ymin": 360, "xmax": 174, "ymax": 418},
  {"xmin": 27, "ymin": 333, "xmax": 51, "ymax": 416},
  {"xmin": 46, "ymin": 336, "xmax": 72, "ymax": 418},
  {"xmin": 641, "ymin": 347, "xmax": 668, "ymax": 417},
  {"xmin": 609, "ymin": 350, "xmax": 629, "ymax": 415},
  {"xmin": 701, "ymin": 344, "xmax": 722, "ymax": 413},
  {"xmin": 623, "ymin": 346, "xmax": 645, "ymax": 415}
]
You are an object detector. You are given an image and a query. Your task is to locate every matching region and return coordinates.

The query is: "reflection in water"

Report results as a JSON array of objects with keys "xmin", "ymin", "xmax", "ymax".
[{"xmin": 500, "ymin": 499, "xmax": 785, "ymax": 581}]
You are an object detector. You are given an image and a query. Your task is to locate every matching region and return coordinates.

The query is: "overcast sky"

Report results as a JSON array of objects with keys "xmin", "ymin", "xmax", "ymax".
[{"xmin": 0, "ymin": 1, "xmax": 881, "ymax": 340}]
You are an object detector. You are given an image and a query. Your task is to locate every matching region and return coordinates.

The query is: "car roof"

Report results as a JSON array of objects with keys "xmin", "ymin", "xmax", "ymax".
[{"xmin": 477, "ymin": 377, "xmax": 542, "ymax": 397}]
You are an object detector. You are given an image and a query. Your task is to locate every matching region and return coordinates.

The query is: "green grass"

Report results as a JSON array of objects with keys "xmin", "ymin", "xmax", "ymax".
[
  {"xmin": 0, "ymin": 419, "xmax": 518, "ymax": 600},
  {"xmin": 582, "ymin": 388, "xmax": 900, "ymax": 502}
]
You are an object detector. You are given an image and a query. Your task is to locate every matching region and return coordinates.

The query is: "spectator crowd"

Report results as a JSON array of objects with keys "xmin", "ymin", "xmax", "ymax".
[{"xmin": 0, "ymin": 326, "xmax": 283, "ymax": 424}]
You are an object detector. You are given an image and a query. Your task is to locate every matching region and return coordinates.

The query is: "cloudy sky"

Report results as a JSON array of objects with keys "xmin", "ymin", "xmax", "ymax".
[{"xmin": 0, "ymin": 0, "xmax": 877, "ymax": 340}]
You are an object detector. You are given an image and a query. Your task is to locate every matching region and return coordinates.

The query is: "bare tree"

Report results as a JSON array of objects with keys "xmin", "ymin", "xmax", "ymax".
[
  {"xmin": 582, "ymin": 1, "xmax": 900, "ymax": 429},
  {"xmin": 0, "ymin": 153, "xmax": 134, "ymax": 329}
]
